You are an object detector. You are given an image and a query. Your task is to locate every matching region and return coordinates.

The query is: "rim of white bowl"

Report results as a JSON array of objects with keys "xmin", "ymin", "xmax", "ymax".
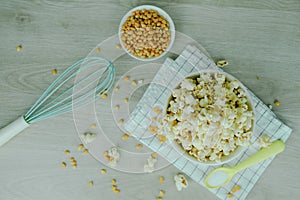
[{"xmin": 118, "ymin": 5, "xmax": 176, "ymax": 62}]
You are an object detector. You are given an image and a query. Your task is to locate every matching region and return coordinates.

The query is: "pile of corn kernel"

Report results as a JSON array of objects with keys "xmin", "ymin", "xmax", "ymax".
[{"xmin": 120, "ymin": 9, "xmax": 171, "ymax": 59}]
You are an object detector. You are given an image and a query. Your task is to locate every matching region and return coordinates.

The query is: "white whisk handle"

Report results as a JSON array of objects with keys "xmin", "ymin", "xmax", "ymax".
[{"xmin": 0, "ymin": 116, "xmax": 30, "ymax": 147}]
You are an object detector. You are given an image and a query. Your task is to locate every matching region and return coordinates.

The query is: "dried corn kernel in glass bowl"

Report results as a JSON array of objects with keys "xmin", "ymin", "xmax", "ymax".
[
  {"xmin": 158, "ymin": 70, "xmax": 255, "ymax": 164},
  {"xmin": 118, "ymin": 5, "xmax": 175, "ymax": 61}
]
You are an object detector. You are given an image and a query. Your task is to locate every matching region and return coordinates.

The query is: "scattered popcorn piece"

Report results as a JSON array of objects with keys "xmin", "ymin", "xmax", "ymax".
[
  {"xmin": 83, "ymin": 149, "xmax": 89, "ymax": 154},
  {"xmin": 268, "ymin": 104, "xmax": 273, "ymax": 110},
  {"xmin": 227, "ymin": 193, "xmax": 233, "ymax": 198},
  {"xmin": 101, "ymin": 169, "xmax": 107, "ymax": 174},
  {"xmin": 115, "ymin": 105, "xmax": 120, "ymax": 110},
  {"xmin": 124, "ymin": 76, "xmax": 130, "ymax": 81},
  {"xmin": 144, "ymin": 153, "xmax": 157, "ymax": 173},
  {"xmin": 156, "ymin": 197, "xmax": 162, "ymax": 200},
  {"xmin": 153, "ymin": 107, "xmax": 162, "ymax": 114},
  {"xmin": 104, "ymin": 147, "xmax": 120, "ymax": 166},
  {"xmin": 88, "ymin": 181, "xmax": 94, "ymax": 187},
  {"xmin": 159, "ymin": 190, "xmax": 165, "ymax": 196},
  {"xmin": 124, "ymin": 98, "xmax": 129, "ymax": 103},
  {"xmin": 122, "ymin": 133, "xmax": 130, "ymax": 140},
  {"xmin": 61, "ymin": 162, "xmax": 67, "ymax": 168},
  {"xmin": 64, "ymin": 150, "xmax": 70, "ymax": 155},
  {"xmin": 111, "ymin": 179, "xmax": 117, "ymax": 184},
  {"xmin": 95, "ymin": 47, "xmax": 101, "ymax": 53},
  {"xmin": 148, "ymin": 125, "xmax": 158, "ymax": 135},
  {"xmin": 131, "ymin": 80, "xmax": 137, "ymax": 86},
  {"xmin": 90, "ymin": 123, "xmax": 96, "ymax": 129},
  {"xmin": 112, "ymin": 185, "xmax": 117, "ymax": 191},
  {"xmin": 174, "ymin": 173, "xmax": 188, "ymax": 191},
  {"xmin": 159, "ymin": 176, "xmax": 165, "ymax": 183},
  {"xmin": 16, "ymin": 45, "xmax": 22, "ymax": 52},
  {"xmin": 138, "ymin": 79, "xmax": 144, "ymax": 84},
  {"xmin": 52, "ymin": 69, "xmax": 57, "ymax": 75},
  {"xmin": 136, "ymin": 144, "xmax": 143, "ymax": 150},
  {"xmin": 116, "ymin": 44, "xmax": 122, "ymax": 50},
  {"xmin": 118, "ymin": 119, "xmax": 124, "ymax": 125},
  {"xmin": 274, "ymin": 100, "xmax": 281, "ymax": 106},
  {"xmin": 81, "ymin": 132, "xmax": 96, "ymax": 144},
  {"xmin": 78, "ymin": 144, "xmax": 84, "ymax": 150},
  {"xmin": 114, "ymin": 86, "xmax": 120, "ymax": 92},
  {"xmin": 258, "ymin": 135, "xmax": 271, "ymax": 148},
  {"xmin": 216, "ymin": 60, "xmax": 228, "ymax": 67},
  {"xmin": 157, "ymin": 134, "xmax": 167, "ymax": 143}
]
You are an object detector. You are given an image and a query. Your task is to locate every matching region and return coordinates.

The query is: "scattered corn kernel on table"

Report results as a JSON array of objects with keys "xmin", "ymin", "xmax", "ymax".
[{"xmin": 0, "ymin": 1, "xmax": 300, "ymax": 200}]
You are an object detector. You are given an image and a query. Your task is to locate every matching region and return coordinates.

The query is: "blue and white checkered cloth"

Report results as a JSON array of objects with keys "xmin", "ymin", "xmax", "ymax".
[{"xmin": 124, "ymin": 45, "xmax": 292, "ymax": 200}]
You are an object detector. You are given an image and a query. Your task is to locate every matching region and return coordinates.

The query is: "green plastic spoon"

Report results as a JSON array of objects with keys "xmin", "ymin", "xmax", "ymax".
[{"xmin": 205, "ymin": 140, "xmax": 285, "ymax": 189}]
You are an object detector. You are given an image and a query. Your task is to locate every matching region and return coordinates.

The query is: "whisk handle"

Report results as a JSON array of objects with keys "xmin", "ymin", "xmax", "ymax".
[{"xmin": 0, "ymin": 116, "xmax": 30, "ymax": 147}]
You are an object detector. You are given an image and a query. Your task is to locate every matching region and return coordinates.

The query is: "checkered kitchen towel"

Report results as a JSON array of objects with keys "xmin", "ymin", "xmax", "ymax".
[{"xmin": 124, "ymin": 45, "xmax": 292, "ymax": 200}]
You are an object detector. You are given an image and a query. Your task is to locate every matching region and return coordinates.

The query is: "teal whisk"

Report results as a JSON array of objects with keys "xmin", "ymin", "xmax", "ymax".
[{"xmin": 0, "ymin": 57, "xmax": 115, "ymax": 147}]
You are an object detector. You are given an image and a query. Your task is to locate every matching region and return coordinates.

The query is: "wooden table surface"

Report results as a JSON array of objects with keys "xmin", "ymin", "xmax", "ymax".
[{"xmin": 1, "ymin": 0, "xmax": 299, "ymax": 200}]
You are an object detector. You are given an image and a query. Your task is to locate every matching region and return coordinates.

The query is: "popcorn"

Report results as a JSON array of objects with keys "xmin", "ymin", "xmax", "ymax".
[
  {"xmin": 174, "ymin": 173, "xmax": 188, "ymax": 191},
  {"xmin": 158, "ymin": 72, "xmax": 254, "ymax": 162},
  {"xmin": 81, "ymin": 132, "xmax": 96, "ymax": 144},
  {"xmin": 104, "ymin": 147, "xmax": 120, "ymax": 167},
  {"xmin": 258, "ymin": 135, "xmax": 271, "ymax": 148},
  {"xmin": 144, "ymin": 154, "xmax": 157, "ymax": 173}
]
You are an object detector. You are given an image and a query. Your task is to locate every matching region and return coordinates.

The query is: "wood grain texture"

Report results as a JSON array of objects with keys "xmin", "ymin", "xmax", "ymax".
[{"xmin": 0, "ymin": 0, "xmax": 299, "ymax": 200}]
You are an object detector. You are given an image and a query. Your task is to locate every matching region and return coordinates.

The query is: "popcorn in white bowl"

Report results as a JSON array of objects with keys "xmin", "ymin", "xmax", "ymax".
[{"xmin": 158, "ymin": 70, "xmax": 255, "ymax": 165}]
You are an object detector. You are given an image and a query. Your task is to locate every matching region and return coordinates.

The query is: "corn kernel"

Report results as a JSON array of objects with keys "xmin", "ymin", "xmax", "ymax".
[
  {"xmin": 156, "ymin": 197, "xmax": 162, "ymax": 200},
  {"xmin": 95, "ymin": 47, "xmax": 101, "ymax": 53},
  {"xmin": 153, "ymin": 107, "xmax": 162, "ymax": 114},
  {"xmin": 61, "ymin": 162, "xmax": 67, "ymax": 168},
  {"xmin": 90, "ymin": 123, "xmax": 96, "ymax": 129},
  {"xmin": 114, "ymin": 189, "xmax": 120, "ymax": 194},
  {"xmin": 52, "ymin": 69, "xmax": 57, "ymax": 75},
  {"xmin": 131, "ymin": 80, "xmax": 137, "ymax": 86},
  {"xmin": 118, "ymin": 119, "xmax": 124, "ymax": 125},
  {"xmin": 148, "ymin": 125, "xmax": 158, "ymax": 135},
  {"xmin": 151, "ymin": 152, "xmax": 157, "ymax": 159},
  {"xmin": 274, "ymin": 100, "xmax": 281, "ymax": 106},
  {"xmin": 16, "ymin": 45, "xmax": 22, "ymax": 52},
  {"xmin": 136, "ymin": 144, "xmax": 143, "ymax": 149},
  {"xmin": 227, "ymin": 193, "xmax": 233, "ymax": 198},
  {"xmin": 72, "ymin": 165, "xmax": 77, "ymax": 169},
  {"xmin": 83, "ymin": 149, "xmax": 89, "ymax": 154},
  {"xmin": 115, "ymin": 105, "xmax": 120, "ymax": 110},
  {"xmin": 235, "ymin": 185, "xmax": 241, "ymax": 191},
  {"xmin": 158, "ymin": 134, "xmax": 167, "ymax": 143},
  {"xmin": 70, "ymin": 157, "xmax": 75, "ymax": 161},
  {"xmin": 216, "ymin": 60, "xmax": 228, "ymax": 67},
  {"xmin": 159, "ymin": 176, "xmax": 165, "ymax": 183},
  {"xmin": 122, "ymin": 133, "xmax": 129, "ymax": 140},
  {"xmin": 78, "ymin": 144, "xmax": 84, "ymax": 150},
  {"xmin": 88, "ymin": 181, "xmax": 94, "ymax": 187},
  {"xmin": 101, "ymin": 169, "xmax": 107, "ymax": 174},
  {"xmin": 112, "ymin": 185, "xmax": 117, "ymax": 190},
  {"xmin": 111, "ymin": 179, "xmax": 117, "ymax": 184},
  {"xmin": 116, "ymin": 44, "xmax": 122, "ymax": 50},
  {"xmin": 231, "ymin": 187, "xmax": 237, "ymax": 193},
  {"xmin": 124, "ymin": 76, "xmax": 130, "ymax": 81},
  {"xmin": 64, "ymin": 150, "xmax": 70, "ymax": 155},
  {"xmin": 159, "ymin": 190, "xmax": 165, "ymax": 196},
  {"xmin": 101, "ymin": 93, "xmax": 107, "ymax": 99},
  {"xmin": 124, "ymin": 98, "xmax": 129, "ymax": 103}
]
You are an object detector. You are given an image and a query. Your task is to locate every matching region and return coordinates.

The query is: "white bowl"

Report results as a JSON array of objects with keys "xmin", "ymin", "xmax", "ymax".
[
  {"xmin": 118, "ymin": 5, "xmax": 175, "ymax": 61},
  {"xmin": 167, "ymin": 70, "xmax": 255, "ymax": 165}
]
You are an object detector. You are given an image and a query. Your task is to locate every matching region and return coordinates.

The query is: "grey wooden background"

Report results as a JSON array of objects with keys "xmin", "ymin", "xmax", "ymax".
[{"xmin": 0, "ymin": 0, "xmax": 299, "ymax": 200}]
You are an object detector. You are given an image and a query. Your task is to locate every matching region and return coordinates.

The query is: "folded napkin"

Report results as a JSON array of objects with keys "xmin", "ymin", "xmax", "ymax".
[{"xmin": 124, "ymin": 45, "xmax": 292, "ymax": 200}]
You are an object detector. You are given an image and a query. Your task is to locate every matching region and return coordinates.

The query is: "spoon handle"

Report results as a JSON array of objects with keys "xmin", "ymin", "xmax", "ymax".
[{"xmin": 232, "ymin": 140, "xmax": 285, "ymax": 173}]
